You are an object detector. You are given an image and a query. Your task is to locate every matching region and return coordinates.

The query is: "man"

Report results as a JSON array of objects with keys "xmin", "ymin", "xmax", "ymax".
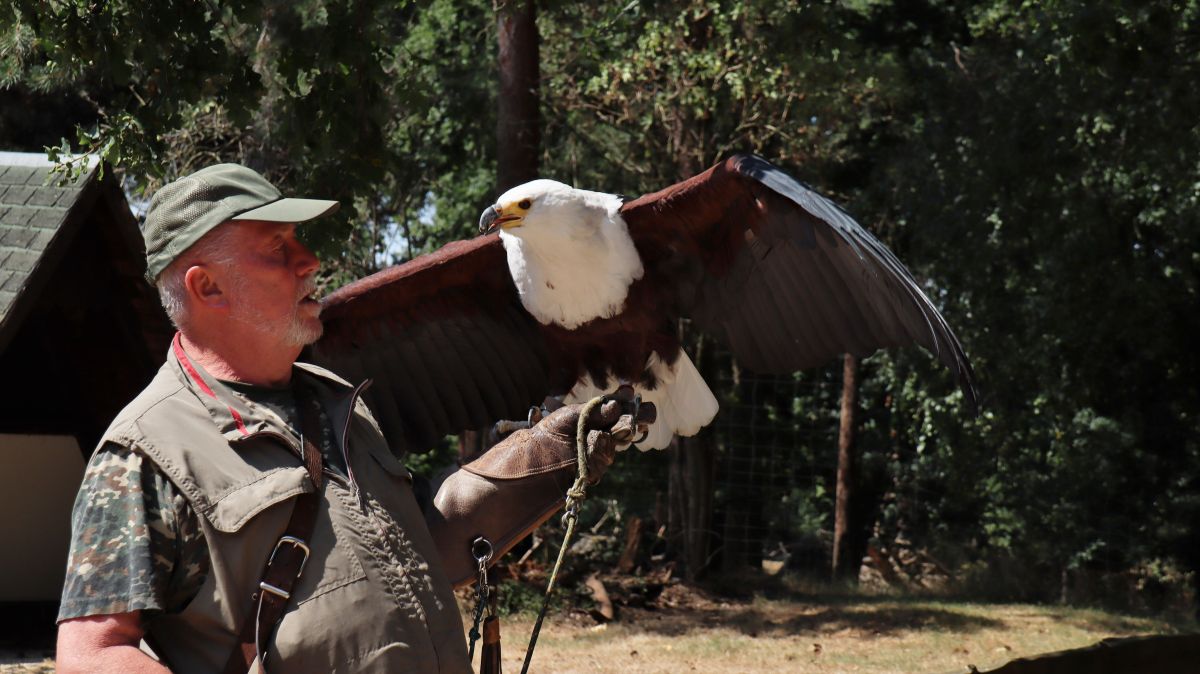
[{"xmin": 55, "ymin": 164, "xmax": 651, "ymax": 673}]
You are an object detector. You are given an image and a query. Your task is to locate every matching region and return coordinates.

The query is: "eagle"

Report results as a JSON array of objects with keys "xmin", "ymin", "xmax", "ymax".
[{"xmin": 311, "ymin": 154, "xmax": 976, "ymax": 452}]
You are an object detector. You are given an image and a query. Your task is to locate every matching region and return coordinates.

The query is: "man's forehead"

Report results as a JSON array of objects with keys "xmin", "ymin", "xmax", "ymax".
[{"xmin": 224, "ymin": 219, "xmax": 299, "ymax": 239}]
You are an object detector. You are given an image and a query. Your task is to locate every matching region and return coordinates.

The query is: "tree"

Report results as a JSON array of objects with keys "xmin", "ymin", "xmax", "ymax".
[
  {"xmin": 832, "ymin": 354, "xmax": 860, "ymax": 580},
  {"xmin": 495, "ymin": 0, "xmax": 539, "ymax": 192},
  {"xmin": 851, "ymin": 0, "xmax": 1200, "ymax": 603},
  {"xmin": 0, "ymin": 0, "xmax": 498, "ymax": 280},
  {"xmin": 8, "ymin": 0, "xmax": 1198, "ymax": 604}
]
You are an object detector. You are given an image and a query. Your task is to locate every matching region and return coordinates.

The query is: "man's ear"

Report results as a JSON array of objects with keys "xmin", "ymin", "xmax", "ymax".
[{"xmin": 184, "ymin": 265, "xmax": 228, "ymax": 310}]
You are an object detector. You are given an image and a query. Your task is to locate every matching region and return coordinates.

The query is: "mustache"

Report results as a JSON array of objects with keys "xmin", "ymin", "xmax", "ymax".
[{"xmin": 297, "ymin": 276, "xmax": 318, "ymax": 302}]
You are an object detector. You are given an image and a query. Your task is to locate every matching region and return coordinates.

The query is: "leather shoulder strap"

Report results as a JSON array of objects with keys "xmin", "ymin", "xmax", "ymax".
[{"xmin": 223, "ymin": 389, "xmax": 326, "ymax": 674}]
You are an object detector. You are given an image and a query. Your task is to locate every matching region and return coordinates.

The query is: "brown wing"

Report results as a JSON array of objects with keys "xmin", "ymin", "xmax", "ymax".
[
  {"xmin": 621, "ymin": 154, "xmax": 977, "ymax": 408},
  {"xmin": 311, "ymin": 236, "xmax": 551, "ymax": 452}
]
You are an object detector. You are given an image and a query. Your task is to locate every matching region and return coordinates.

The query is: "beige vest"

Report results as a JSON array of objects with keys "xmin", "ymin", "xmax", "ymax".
[{"xmin": 100, "ymin": 338, "xmax": 471, "ymax": 673}]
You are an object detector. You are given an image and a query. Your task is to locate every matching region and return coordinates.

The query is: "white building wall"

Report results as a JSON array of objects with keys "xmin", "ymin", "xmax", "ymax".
[{"xmin": 0, "ymin": 434, "xmax": 85, "ymax": 601}]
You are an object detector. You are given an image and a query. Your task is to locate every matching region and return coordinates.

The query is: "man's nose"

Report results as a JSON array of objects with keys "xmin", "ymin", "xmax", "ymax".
[{"xmin": 294, "ymin": 241, "xmax": 320, "ymax": 276}]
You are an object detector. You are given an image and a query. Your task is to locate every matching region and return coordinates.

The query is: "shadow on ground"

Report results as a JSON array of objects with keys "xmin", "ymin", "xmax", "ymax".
[{"xmin": 615, "ymin": 582, "xmax": 1004, "ymax": 638}]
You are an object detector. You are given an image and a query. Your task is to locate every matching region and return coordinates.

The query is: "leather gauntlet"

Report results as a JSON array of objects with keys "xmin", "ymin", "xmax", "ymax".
[{"xmin": 426, "ymin": 398, "xmax": 655, "ymax": 587}]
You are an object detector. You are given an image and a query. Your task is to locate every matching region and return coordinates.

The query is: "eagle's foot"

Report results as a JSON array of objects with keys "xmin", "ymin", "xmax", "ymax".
[
  {"xmin": 488, "ymin": 404, "xmax": 550, "ymax": 443},
  {"xmin": 606, "ymin": 385, "xmax": 653, "ymax": 447}
]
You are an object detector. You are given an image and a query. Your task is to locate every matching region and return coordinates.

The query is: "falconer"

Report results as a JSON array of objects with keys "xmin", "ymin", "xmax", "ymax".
[{"xmin": 55, "ymin": 164, "xmax": 652, "ymax": 673}]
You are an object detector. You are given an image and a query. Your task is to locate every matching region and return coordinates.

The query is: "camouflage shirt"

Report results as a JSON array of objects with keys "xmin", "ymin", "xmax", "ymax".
[{"xmin": 58, "ymin": 380, "xmax": 341, "ymax": 623}]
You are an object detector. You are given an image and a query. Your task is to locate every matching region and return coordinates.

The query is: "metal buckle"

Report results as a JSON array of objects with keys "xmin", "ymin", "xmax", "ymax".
[
  {"xmin": 268, "ymin": 535, "xmax": 311, "ymax": 578},
  {"xmin": 259, "ymin": 581, "xmax": 291, "ymax": 600},
  {"xmin": 471, "ymin": 537, "xmax": 494, "ymax": 569}
]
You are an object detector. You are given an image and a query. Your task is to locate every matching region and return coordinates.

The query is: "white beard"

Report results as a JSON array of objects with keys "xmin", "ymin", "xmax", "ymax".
[{"xmin": 228, "ymin": 272, "xmax": 324, "ymax": 347}]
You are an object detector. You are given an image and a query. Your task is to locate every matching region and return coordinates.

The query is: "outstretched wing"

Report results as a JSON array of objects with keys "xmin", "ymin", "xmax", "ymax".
[
  {"xmin": 311, "ymin": 236, "xmax": 551, "ymax": 452},
  {"xmin": 622, "ymin": 154, "xmax": 977, "ymax": 408}
]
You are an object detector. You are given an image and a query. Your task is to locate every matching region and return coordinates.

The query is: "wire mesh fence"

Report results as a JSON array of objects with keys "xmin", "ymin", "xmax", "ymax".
[
  {"xmin": 710, "ymin": 361, "xmax": 842, "ymax": 575},
  {"xmin": 594, "ymin": 350, "xmax": 848, "ymax": 579},
  {"xmin": 538, "ymin": 347, "xmax": 1196, "ymax": 610}
]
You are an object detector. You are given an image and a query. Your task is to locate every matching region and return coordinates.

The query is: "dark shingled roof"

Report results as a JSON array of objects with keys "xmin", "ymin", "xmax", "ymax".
[
  {"xmin": 0, "ymin": 151, "xmax": 173, "ymax": 448},
  {"xmin": 0, "ymin": 154, "xmax": 92, "ymax": 332}
]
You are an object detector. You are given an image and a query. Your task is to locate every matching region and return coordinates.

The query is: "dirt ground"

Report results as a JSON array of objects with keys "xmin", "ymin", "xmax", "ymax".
[
  {"xmin": 5, "ymin": 580, "xmax": 1191, "ymax": 673},
  {"xmin": 487, "ymin": 581, "xmax": 1192, "ymax": 674},
  {"xmin": 0, "ymin": 659, "xmax": 51, "ymax": 674}
]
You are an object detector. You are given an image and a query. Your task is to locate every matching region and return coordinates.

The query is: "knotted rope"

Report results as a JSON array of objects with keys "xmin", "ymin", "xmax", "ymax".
[{"xmin": 519, "ymin": 394, "xmax": 608, "ymax": 674}]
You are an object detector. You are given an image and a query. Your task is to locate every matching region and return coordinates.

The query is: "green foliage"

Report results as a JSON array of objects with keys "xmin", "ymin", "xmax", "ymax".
[
  {"xmin": 3, "ymin": 0, "xmax": 1198, "ymax": 605},
  {"xmin": 492, "ymin": 577, "xmax": 555, "ymax": 617},
  {"xmin": 848, "ymin": 0, "xmax": 1200, "ymax": 600},
  {"xmin": 538, "ymin": 0, "xmax": 901, "ymax": 191},
  {"xmin": 0, "ymin": 0, "xmax": 496, "ymax": 280}
]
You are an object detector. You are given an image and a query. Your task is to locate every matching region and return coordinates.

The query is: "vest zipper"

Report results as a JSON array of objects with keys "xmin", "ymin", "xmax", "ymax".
[
  {"xmin": 337, "ymin": 380, "xmax": 432, "ymax": 627},
  {"xmin": 340, "ymin": 380, "xmax": 373, "ymax": 507}
]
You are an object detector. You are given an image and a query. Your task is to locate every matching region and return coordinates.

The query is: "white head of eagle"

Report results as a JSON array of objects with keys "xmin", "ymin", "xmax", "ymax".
[{"xmin": 482, "ymin": 179, "xmax": 644, "ymax": 329}]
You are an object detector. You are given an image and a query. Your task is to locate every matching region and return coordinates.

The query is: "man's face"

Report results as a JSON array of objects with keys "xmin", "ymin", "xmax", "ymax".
[{"xmin": 216, "ymin": 220, "xmax": 323, "ymax": 347}]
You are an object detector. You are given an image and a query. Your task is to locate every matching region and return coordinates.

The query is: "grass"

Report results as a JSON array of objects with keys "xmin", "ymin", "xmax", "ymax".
[
  {"xmin": 6, "ymin": 577, "xmax": 1193, "ymax": 673},
  {"xmin": 475, "ymin": 576, "xmax": 1196, "ymax": 674}
]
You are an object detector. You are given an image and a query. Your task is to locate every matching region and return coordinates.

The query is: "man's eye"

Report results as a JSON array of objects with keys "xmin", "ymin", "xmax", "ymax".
[{"xmin": 518, "ymin": 199, "xmax": 532, "ymax": 210}]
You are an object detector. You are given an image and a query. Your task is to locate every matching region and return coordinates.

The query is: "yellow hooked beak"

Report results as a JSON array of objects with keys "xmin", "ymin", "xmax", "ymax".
[{"xmin": 479, "ymin": 204, "xmax": 524, "ymax": 234}]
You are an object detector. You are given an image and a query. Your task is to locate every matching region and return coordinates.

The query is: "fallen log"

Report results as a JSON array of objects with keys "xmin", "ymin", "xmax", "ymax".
[{"xmin": 966, "ymin": 633, "xmax": 1200, "ymax": 674}]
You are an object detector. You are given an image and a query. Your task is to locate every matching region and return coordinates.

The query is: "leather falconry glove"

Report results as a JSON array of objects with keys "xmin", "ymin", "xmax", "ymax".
[{"xmin": 426, "ymin": 397, "xmax": 656, "ymax": 587}]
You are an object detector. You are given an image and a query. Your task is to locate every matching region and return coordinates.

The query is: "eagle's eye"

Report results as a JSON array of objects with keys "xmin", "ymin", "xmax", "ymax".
[{"xmin": 518, "ymin": 199, "xmax": 532, "ymax": 210}]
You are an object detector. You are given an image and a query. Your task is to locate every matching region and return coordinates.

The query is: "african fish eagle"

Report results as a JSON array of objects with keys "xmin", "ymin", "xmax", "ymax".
[{"xmin": 312, "ymin": 154, "xmax": 977, "ymax": 452}]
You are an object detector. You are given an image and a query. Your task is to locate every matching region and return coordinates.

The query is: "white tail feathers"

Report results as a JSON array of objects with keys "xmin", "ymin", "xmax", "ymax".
[{"xmin": 564, "ymin": 350, "xmax": 719, "ymax": 450}]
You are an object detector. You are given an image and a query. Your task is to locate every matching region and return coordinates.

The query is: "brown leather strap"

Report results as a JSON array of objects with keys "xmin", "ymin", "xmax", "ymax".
[
  {"xmin": 222, "ymin": 388, "xmax": 326, "ymax": 674},
  {"xmin": 480, "ymin": 615, "xmax": 502, "ymax": 674}
]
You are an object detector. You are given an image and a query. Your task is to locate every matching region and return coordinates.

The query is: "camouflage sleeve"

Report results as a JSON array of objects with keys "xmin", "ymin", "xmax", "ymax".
[{"xmin": 57, "ymin": 443, "xmax": 210, "ymax": 622}]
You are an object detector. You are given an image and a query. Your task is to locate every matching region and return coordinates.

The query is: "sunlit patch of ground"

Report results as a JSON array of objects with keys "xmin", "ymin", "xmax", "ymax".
[
  {"xmin": 483, "ymin": 582, "xmax": 1193, "ymax": 674},
  {"xmin": 6, "ymin": 581, "xmax": 1192, "ymax": 673},
  {"xmin": 0, "ymin": 659, "xmax": 53, "ymax": 674}
]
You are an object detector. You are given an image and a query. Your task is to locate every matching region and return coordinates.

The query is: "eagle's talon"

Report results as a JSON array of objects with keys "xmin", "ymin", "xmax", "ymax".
[{"xmin": 631, "ymin": 424, "xmax": 650, "ymax": 445}]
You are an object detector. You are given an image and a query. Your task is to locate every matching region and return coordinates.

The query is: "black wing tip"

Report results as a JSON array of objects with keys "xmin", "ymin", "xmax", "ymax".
[
  {"xmin": 726, "ymin": 151, "xmax": 985, "ymax": 418},
  {"xmin": 959, "ymin": 364, "xmax": 982, "ymax": 417},
  {"xmin": 726, "ymin": 153, "xmax": 798, "ymax": 181},
  {"xmin": 725, "ymin": 153, "xmax": 862, "ymax": 224},
  {"xmin": 726, "ymin": 153, "xmax": 776, "ymax": 178}
]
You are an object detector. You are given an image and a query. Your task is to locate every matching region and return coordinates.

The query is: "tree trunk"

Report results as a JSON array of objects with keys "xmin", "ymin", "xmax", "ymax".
[
  {"xmin": 832, "ymin": 353, "xmax": 860, "ymax": 581},
  {"xmin": 468, "ymin": 1, "xmax": 542, "ymax": 467},
  {"xmin": 666, "ymin": 329, "xmax": 717, "ymax": 580},
  {"xmin": 495, "ymin": 0, "xmax": 539, "ymax": 192},
  {"xmin": 668, "ymin": 430, "xmax": 716, "ymax": 580}
]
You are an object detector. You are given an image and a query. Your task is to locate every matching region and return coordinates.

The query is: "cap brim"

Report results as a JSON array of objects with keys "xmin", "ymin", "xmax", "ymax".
[{"xmin": 233, "ymin": 198, "xmax": 340, "ymax": 223}]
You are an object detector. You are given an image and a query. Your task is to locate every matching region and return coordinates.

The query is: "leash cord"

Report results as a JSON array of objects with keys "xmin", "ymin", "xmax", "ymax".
[
  {"xmin": 519, "ymin": 394, "xmax": 607, "ymax": 674},
  {"xmin": 467, "ymin": 537, "xmax": 494, "ymax": 661}
]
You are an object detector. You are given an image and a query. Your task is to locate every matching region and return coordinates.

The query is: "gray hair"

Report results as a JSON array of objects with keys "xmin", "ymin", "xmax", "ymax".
[{"xmin": 154, "ymin": 223, "xmax": 240, "ymax": 329}]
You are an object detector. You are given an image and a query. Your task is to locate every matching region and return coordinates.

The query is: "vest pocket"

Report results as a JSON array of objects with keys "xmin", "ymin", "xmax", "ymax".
[{"xmin": 202, "ymin": 466, "xmax": 314, "ymax": 533}]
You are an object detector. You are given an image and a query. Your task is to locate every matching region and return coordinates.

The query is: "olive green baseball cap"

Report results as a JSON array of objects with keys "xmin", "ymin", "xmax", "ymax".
[{"xmin": 142, "ymin": 163, "xmax": 339, "ymax": 283}]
